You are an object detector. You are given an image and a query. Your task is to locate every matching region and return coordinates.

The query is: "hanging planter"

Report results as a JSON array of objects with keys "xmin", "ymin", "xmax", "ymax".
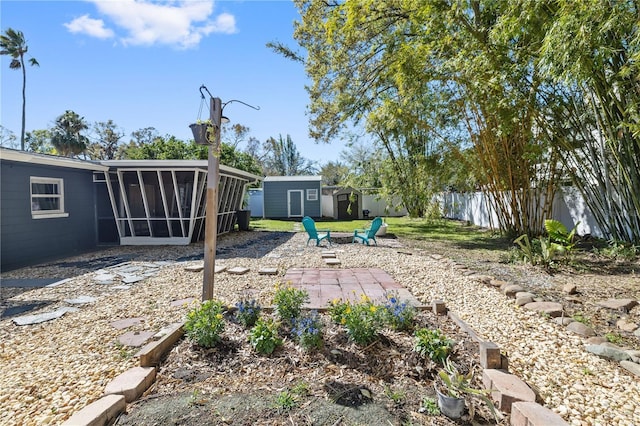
[{"xmin": 190, "ymin": 122, "xmax": 213, "ymax": 145}]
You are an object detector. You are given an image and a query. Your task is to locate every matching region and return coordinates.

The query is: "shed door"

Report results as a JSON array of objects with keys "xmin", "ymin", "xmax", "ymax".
[
  {"xmin": 337, "ymin": 193, "xmax": 358, "ymax": 220},
  {"xmin": 287, "ymin": 190, "xmax": 304, "ymax": 218}
]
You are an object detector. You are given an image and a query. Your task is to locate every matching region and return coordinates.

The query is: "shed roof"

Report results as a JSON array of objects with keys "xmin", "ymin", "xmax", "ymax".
[{"xmin": 263, "ymin": 175, "xmax": 322, "ymax": 182}]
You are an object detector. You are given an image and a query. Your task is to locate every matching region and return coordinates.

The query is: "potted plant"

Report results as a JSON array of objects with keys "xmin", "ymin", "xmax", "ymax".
[
  {"xmin": 434, "ymin": 358, "xmax": 501, "ymax": 421},
  {"xmin": 189, "ymin": 120, "xmax": 213, "ymax": 145}
]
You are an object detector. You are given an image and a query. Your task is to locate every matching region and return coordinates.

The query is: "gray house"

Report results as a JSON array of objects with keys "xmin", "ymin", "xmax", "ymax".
[
  {"xmin": 1, "ymin": 148, "xmax": 260, "ymax": 271},
  {"xmin": 262, "ymin": 176, "xmax": 322, "ymax": 219}
]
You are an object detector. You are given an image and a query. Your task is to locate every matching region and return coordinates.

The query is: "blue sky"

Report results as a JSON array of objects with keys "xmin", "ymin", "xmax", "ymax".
[{"xmin": 0, "ymin": 0, "xmax": 347, "ymax": 165}]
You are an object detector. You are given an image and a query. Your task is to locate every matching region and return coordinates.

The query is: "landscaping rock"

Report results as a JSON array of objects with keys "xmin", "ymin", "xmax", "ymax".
[
  {"xmin": 184, "ymin": 263, "xmax": 204, "ymax": 272},
  {"xmin": 585, "ymin": 344, "xmax": 632, "ymax": 361},
  {"xmin": 562, "ymin": 283, "xmax": 578, "ymax": 295},
  {"xmin": 553, "ymin": 317, "xmax": 574, "ymax": 326},
  {"xmin": 523, "ymin": 301, "xmax": 563, "ymax": 317},
  {"xmin": 566, "ymin": 321, "xmax": 596, "ymax": 337},
  {"xmin": 616, "ymin": 319, "xmax": 638, "ymax": 332},
  {"xmin": 489, "ymin": 279, "xmax": 507, "ymax": 288},
  {"xmin": 504, "ymin": 284, "xmax": 525, "ymax": 298},
  {"xmin": 626, "ymin": 350, "xmax": 640, "ymax": 363},
  {"xmin": 63, "ymin": 295, "xmax": 97, "ymax": 305},
  {"xmin": 227, "ymin": 267, "xmax": 250, "ymax": 275},
  {"xmin": 596, "ymin": 298, "xmax": 638, "ymax": 312},
  {"xmin": 258, "ymin": 267, "xmax": 278, "ymax": 275},
  {"xmin": 586, "ymin": 336, "xmax": 608, "ymax": 345},
  {"xmin": 515, "ymin": 295, "xmax": 534, "ymax": 306},
  {"xmin": 620, "ymin": 361, "xmax": 640, "ymax": 378}
]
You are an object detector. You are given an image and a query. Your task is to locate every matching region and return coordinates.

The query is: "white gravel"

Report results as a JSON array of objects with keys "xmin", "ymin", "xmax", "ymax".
[{"xmin": 1, "ymin": 230, "xmax": 638, "ymax": 425}]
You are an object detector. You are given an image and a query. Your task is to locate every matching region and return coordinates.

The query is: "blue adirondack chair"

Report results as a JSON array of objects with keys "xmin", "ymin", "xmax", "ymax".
[
  {"xmin": 302, "ymin": 216, "xmax": 332, "ymax": 246},
  {"xmin": 353, "ymin": 217, "xmax": 383, "ymax": 246}
]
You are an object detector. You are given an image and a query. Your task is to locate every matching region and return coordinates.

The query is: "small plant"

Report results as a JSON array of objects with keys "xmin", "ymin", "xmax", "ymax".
[
  {"xmin": 437, "ymin": 358, "xmax": 501, "ymax": 422},
  {"xmin": 420, "ymin": 396, "xmax": 440, "ymax": 415},
  {"xmin": 513, "ymin": 234, "xmax": 538, "ymax": 266},
  {"xmin": 383, "ymin": 292, "xmax": 416, "ymax": 331},
  {"xmin": 327, "ymin": 298, "xmax": 351, "ymax": 324},
  {"xmin": 336, "ymin": 295, "xmax": 383, "ymax": 345},
  {"xmin": 605, "ymin": 332, "xmax": 624, "ymax": 344},
  {"xmin": 414, "ymin": 328, "xmax": 454, "ymax": 363},
  {"xmin": 275, "ymin": 390, "xmax": 297, "ymax": 411},
  {"xmin": 384, "ymin": 386, "xmax": 406, "ymax": 404},
  {"xmin": 183, "ymin": 299, "xmax": 226, "ymax": 348},
  {"xmin": 291, "ymin": 311, "xmax": 323, "ymax": 351},
  {"xmin": 545, "ymin": 219, "xmax": 580, "ymax": 255},
  {"xmin": 249, "ymin": 317, "xmax": 282, "ymax": 355},
  {"xmin": 571, "ymin": 311, "xmax": 591, "ymax": 325},
  {"xmin": 234, "ymin": 299, "xmax": 261, "ymax": 327},
  {"xmin": 273, "ymin": 283, "xmax": 309, "ymax": 324},
  {"xmin": 594, "ymin": 240, "xmax": 639, "ymax": 261}
]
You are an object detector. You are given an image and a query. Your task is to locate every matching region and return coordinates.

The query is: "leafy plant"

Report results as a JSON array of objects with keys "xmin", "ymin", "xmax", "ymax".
[
  {"xmin": 384, "ymin": 386, "xmax": 406, "ymax": 404},
  {"xmin": 234, "ymin": 299, "xmax": 261, "ymax": 328},
  {"xmin": 291, "ymin": 311, "xmax": 323, "ymax": 351},
  {"xmin": 383, "ymin": 292, "xmax": 416, "ymax": 331},
  {"xmin": 249, "ymin": 317, "xmax": 282, "ymax": 355},
  {"xmin": 274, "ymin": 390, "xmax": 297, "ymax": 411},
  {"xmin": 183, "ymin": 299, "xmax": 226, "ymax": 348},
  {"xmin": 571, "ymin": 312, "xmax": 591, "ymax": 325},
  {"xmin": 605, "ymin": 332, "xmax": 624, "ymax": 344},
  {"xmin": 327, "ymin": 298, "xmax": 351, "ymax": 324},
  {"xmin": 420, "ymin": 397, "xmax": 440, "ymax": 415},
  {"xmin": 437, "ymin": 358, "xmax": 501, "ymax": 422},
  {"xmin": 545, "ymin": 219, "xmax": 580, "ymax": 254},
  {"xmin": 272, "ymin": 283, "xmax": 309, "ymax": 325},
  {"xmin": 513, "ymin": 234, "xmax": 537, "ymax": 266},
  {"xmin": 414, "ymin": 328, "xmax": 454, "ymax": 363},
  {"xmin": 594, "ymin": 240, "xmax": 639, "ymax": 261},
  {"xmin": 332, "ymin": 295, "xmax": 383, "ymax": 345}
]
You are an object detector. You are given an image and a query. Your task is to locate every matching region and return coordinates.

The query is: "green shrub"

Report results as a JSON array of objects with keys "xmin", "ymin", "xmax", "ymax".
[
  {"xmin": 339, "ymin": 295, "xmax": 383, "ymax": 345},
  {"xmin": 382, "ymin": 292, "xmax": 416, "ymax": 331},
  {"xmin": 184, "ymin": 299, "xmax": 226, "ymax": 348},
  {"xmin": 414, "ymin": 328, "xmax": 454, "ymax": 363},
  {"xmin": 234, "ymin": 299, "xmax": 261, "ymax": 328},
  {"xmin": 273, "ymin": 283, "xmax": 309, "ymax": 324},
  {"xmin": 249, "ymin": 317, "xmax": 282, "ymax": 355},
  {"xmin": 291, "ymin": 311, "xmax": 323, "ymax": 351}
]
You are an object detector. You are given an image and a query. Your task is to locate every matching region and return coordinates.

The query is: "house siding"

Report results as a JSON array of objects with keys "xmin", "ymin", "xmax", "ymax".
[
  {"xmin": 263, "ymin": 178, "xmax": 321, "ymax": 218},
  {"xmin": 1, "ymin": 160, "xmax": 98, "ymax": 271}
]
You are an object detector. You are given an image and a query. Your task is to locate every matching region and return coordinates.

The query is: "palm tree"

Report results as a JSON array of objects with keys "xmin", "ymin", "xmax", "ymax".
[{"xmin": 0, "ymin": 28, "xmax": 39, "ymax": 151}]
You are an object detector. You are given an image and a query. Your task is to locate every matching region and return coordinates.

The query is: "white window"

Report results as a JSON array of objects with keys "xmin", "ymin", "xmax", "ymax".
[
  {"xmin": 30, "ymin": 177, "xmax": 68, "ymax": 219},
  {"xmin": 306, "ymin": 188, "xmax": 318, "ymax": 201}
]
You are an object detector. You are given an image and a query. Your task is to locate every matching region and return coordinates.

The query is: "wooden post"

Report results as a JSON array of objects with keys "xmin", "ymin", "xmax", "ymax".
[{"xmin": 202, "ymin": 97, "xmax": 222, "ymax": 301}]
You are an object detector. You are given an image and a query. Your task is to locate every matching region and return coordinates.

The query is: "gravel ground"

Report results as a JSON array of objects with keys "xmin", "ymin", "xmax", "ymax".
[{"xmin": 1, "ymin": 229, "xmax": 639, "ymax": 425}]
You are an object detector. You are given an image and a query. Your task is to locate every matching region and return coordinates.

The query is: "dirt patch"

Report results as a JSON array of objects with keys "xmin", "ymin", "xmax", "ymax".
[{"xmin": 115, "ymin": 310, "xmax": 497, "ymax": 425}]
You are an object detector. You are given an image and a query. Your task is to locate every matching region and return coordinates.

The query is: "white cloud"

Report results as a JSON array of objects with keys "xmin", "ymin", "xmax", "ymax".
[
  {"xmin": 66, "ymin": 0, "xmax": 236, "ymax": 49},
  {"xmin": 64, "ymin": 15, "xmax": 115, "ymax": 39}
]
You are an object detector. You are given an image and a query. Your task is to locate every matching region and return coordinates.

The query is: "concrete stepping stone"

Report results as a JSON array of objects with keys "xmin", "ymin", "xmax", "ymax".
[
  {"xmin": 324, "ymin": 258, "xmax": 341, "ymax": 265},
  {"xmin": 214, "ymin": 265, "xmax": 227, "ymax": 273},
  {"xmin": 596, "ymin": 298, "xmax": 638, "ymax": 311},
  {"xmin": 46, "ymin": 278, "xmax": 72, "ymax": 288},
  {"xmin": 321, "ymin": 252, "xmax": 336, "ymax": 258},
  {"xmin": 184, "ymin": 263, "xmax": 204, "ymax": 272},
  {"xmin": 258, "ymin": 267, "xmax": 278, "ymax": 275},
  {"xmin": 122, "ymin": 275, "xmax": 145, "ymax": 284},
  {"xmin": 94, "ymin": 273, "xmax": 116, "ymax": 285},
  {"xmin": 110, "ymin": 317, "xmax": 144, "ymax": 330},
  {"xmin": 64, "ymin": 295, "xmax": 97, "ymax": 305},
  {"xmin": 227, "ymin": 267, "xmax": 250, "ymax": 275},
  {"xmin": 170, "ymin": 298, "xmax": 196, "ymax": 307},
  {"xmin": 118, "ymin": 331, "xmax": 155, "ymax": 347},
  {"xmin": 111, "ymin": 285, "xmax": 131, "ymax": 290},
  {"xmin": 523, "ymin": 301, "xmax": 563, "ymax": 317},
  {"xmin": 13, "ymin": 307, "xmax": 79, "ymax": 326}
]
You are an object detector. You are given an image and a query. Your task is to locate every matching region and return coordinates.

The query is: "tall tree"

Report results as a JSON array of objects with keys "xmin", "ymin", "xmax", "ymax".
[
  {"xmin": 25, "ymin": 129, "xmax": 53, "ymax": 154},
  {"xmin": 262, "ymin": 134, "xmax": 316, "ymax": 176},
  {"xmin": 51, "ymin": 110, "xmax": 89, "ymax": 157},
  {"xmin": 319, "ymin": 161, "xmax": 349, "ymax": 186},
  {"xmin": 87, "ymin": 120, "xmax": 125, "ymax": 160},
  {"xmin": 0, "ymin": 28, "xmax": 39, "ymax": 151},
  {"xmin": 0, "ymin": 125, "xmax": 17, "ymax": 149}
]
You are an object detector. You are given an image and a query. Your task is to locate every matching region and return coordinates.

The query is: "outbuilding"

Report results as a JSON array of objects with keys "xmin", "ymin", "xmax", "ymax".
[{"xmin": 262, "ymin": 176, "xmax": 322, "ymax": 219}]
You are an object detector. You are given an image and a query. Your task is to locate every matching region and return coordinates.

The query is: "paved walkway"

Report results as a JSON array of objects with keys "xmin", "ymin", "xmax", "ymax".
[{"xmin": 283, "ymin": 267, "xmax": 424, "ymax": 310}]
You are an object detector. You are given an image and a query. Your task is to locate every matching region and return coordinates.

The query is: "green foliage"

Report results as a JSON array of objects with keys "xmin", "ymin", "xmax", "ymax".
[
  {"xmin": 184, "ymin": 300, "xmax": 226, "ymax": 348},
  {"xmin": 272, "ymin": 283, "xmax": 309, "ymax": 325},
  {"xmin": 274, "ymin": 390, "xmax": 298, "ymax": 411},
  {"xmin": 51, "ymin": 110, "xmax": 89, "ymax": 157},
  {"xmin": 234, "ymin": 299, "xmax": 261, "ymax": 328},
  {"xmin": 249, "ymin": 317, "xmax": 282, "ymax": 355},
  {"xmin": 571, "ymin": 312, "xmax": 591, "ymax": 326},
  {"xmin": 384, "ymin": 386, "xmax": 405, "ymax": 404},
  {"xmin": 329, "ymin": 295, "xmax": 383, "ymax": 346},
  {"xmin": 593, "ymin": 240, "xmax": 639, "ymax": 261},
  {"xmin": 291, "ymin": 311, "xmax": 323, "ymax": 351},
  {"xmin": 513, "ymin": 234, "xmax": 538, "ymax": 266},
  {"xmin": 438, "ymin": 358, "xmax": 501, "ymax": 422},
  {"xmin": 382, "ymin": 293, "xmax": 416, "ymax": 331},
  {"xmin": 605, "ymin": 332, "xmax": 624, "ymax": 345},
  {"xmin": 262, "ymin": 134, "xmax": 316, "ymax": 176},
  {"xmin": 421, "ymin": 397, "xmax": 440, "ymax": 415},
  {"xmin": 414, "ymin": 328, "xmax": 454, "ymax": 363}
]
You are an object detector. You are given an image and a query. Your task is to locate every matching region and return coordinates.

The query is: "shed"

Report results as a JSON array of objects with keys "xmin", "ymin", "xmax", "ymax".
[
  {"xmin": 262, "ymin": 176, "xmax": 322, "ymax": 219},
  {"xmin": 247, "ymin": 188, "xmax": 263, "ymax": 217},
  {"xmin": 332, "ymin": 187, "xmax": 362, "ymax": 220}
]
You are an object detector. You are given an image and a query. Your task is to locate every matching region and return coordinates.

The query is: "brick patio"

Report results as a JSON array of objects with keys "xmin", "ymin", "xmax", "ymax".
[{"xmin": 283, "ymin": 267, "xmax": 425, "ymax": 310}]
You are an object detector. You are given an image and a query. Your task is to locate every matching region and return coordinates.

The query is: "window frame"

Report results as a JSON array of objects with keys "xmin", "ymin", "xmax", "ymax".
[
  {"xmin": 30, "ymin": 176, "xmax": 69, "ymax": 219},
  {"xmin": 306, "ymin": 188, "xmax": 318, "ymax": 201}
]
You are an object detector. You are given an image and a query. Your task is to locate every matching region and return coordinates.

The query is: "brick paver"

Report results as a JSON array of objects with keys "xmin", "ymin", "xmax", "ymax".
[{"xmin": 283, "ymin": 268, "xmax": 423, "ymax": 310}]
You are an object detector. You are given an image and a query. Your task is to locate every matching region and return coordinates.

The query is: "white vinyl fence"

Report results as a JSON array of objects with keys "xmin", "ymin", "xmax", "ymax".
[{"xmin": 439, "ymin": 187, "xmax": 604, "ymax": 238}]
